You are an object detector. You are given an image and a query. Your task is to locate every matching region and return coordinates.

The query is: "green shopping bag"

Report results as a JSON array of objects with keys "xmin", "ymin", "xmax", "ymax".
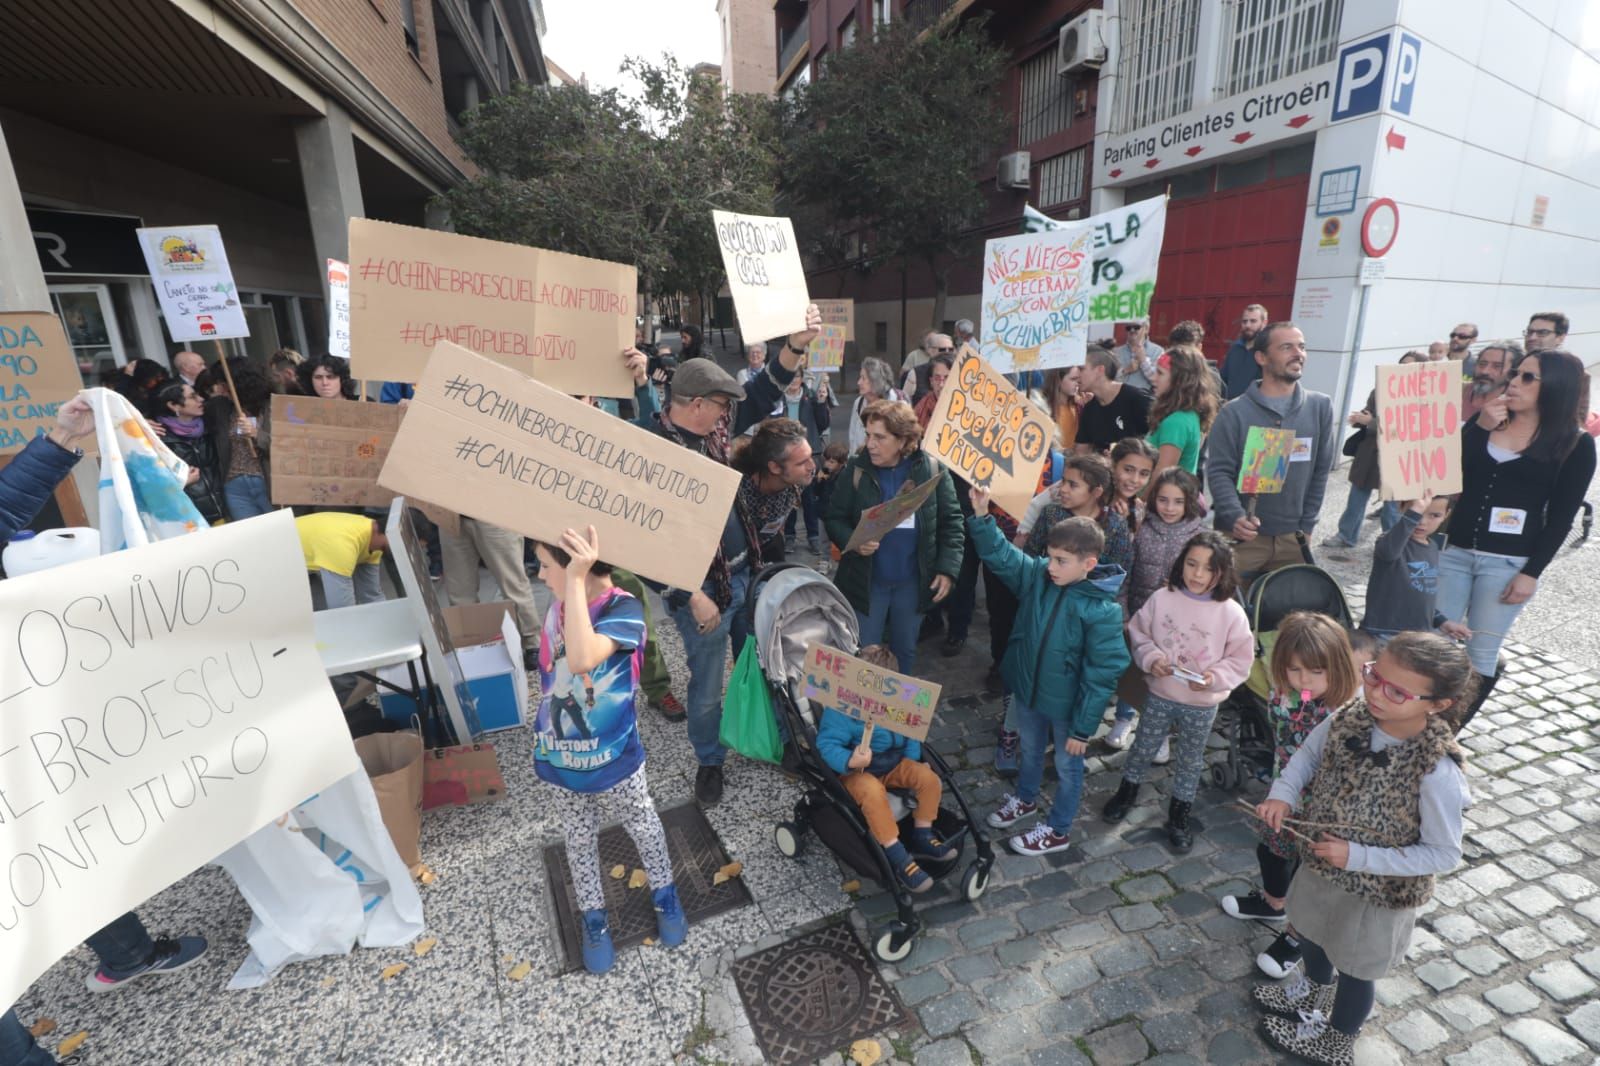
[{"xmin": 719, "ymin": 636, "xmax": 784, "ymax": 764}]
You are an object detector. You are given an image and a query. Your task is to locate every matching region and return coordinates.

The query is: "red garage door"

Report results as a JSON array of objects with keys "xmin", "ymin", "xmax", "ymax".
[{"xmin": 1146, "ymin": 166, "xmax": 1311, "ymax": 367}]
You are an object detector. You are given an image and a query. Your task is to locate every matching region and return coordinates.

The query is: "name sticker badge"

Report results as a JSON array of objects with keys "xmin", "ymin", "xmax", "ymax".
[
  {"xmin": 1289, "ymin": 437, "xmax": 1313, "ymax": 462},
  {"xmin": 1489, "ymin": 508, "xmax": 1528, "ymax": 535},
  {"xmin": 896, "ymin": 513, "xmax": 917, "ymax": 531}
]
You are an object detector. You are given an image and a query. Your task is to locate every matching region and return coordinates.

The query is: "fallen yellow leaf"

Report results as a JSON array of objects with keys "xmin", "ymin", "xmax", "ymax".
[
  {"xmin": 413, "ymin": 937, "xmax": 438, "ymax": 957},
  {"xmin": 507, "ymin": 960, "xmax": 533, "ymax": 981},
  {"xmin": 379, "ymin": 963, "xmax": 408, "ymax": 981},
  {"xmin": 502, "ymin": 953, "xmax": 516, "ymax": 963},
  {"xmin": 411, "ymin": 863, "xmax": 436, "ymax": 885},
  {"xmin": 56, "ymin": 1033, "xmax": 88, "ymax": 1057},
  {"xmin": 609, "ymin": 864, "xmax": 626, "ymax": 879},
  {"xmin": 643, "ymin": 937, "xmax": 657, "ymax": 946},
  {"xmin": 26, "ymin": 1019, "xmax": 55, "ymax": 1038},
  {"xmin": 841, "ymin": 879, "xmax": 861, "ymax": 893},
  {"xmin": 320, "ymin": 976, "xmax": 337, "ymax": 989},
  {"xmin": 627, "ymin": 868, "xmax": 648, "ymax": 889},
  {"xmin": 713, "ymin": 860, "xmax": 745, "ymax": 886},
  {"xmin": 850, "ymin": 1038, "xmax": 882, "ymax": 1066}
]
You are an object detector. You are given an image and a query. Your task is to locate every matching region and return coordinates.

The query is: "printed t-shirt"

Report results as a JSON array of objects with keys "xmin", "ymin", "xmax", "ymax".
[{"xmin": 533, "ymin": 588, "xmax": 647, "ymax": 793}]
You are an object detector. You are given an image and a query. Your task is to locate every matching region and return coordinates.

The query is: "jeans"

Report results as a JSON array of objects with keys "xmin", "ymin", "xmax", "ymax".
[
  {"xmin": 223, "ymin": 473, "xmax": 271, "ymax": 521},
  {"xmin": 1335, "ymin": 486, "xmax": 1399, "ymax": 545},
  {"xmin": 670, "ymin": 569, "xmax": 750, "ymax": 766},
  {"xmin": 2, "ymin": 913, "xmax": 153, "ymax": 1066},
  {"xmin": 0, "ymin": 1010, "xmax": 54, "ymax": 1066},
  {"xmin": 1013, "ymin": 698, "xmax": 1086, "ymax": 835},
  {"xmin": 1114, "ymin": 699, "xmax": 1136, "ymax": 723},
  {"xmin": 315, "ymin": 564, "xmax": 383, "ymax": 610},
  {"xmin": 855, "ymin": 577, "xmax": 922, "ymax": 675},
  {"xmin": 1436, "ymin": 546, "xmax": 1530, "ymax": 675}
]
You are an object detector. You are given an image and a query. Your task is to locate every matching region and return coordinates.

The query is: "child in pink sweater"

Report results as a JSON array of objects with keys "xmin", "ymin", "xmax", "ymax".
[{"xmin": 1103, "ymin": 530, "xmax": 1254, "ymax": 851}]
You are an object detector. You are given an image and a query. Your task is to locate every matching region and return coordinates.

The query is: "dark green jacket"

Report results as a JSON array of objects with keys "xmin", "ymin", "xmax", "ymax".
[
  {"xmin": 824, "ymin": 451, "xmax": 964, "ymax": 615},
  {"xmin": 968, "ymin": 514, "xmax": 1129, "ymax": 739}
]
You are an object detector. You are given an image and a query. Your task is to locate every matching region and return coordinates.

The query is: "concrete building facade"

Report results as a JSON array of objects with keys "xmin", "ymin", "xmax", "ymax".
[{"xmin": 719, "ymin": 0, "xmax": 777, "ymax": 94}]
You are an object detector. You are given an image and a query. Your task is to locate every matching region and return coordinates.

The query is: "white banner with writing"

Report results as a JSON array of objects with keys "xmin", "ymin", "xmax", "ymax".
[{"xmin": 1022, "ymin": 197, "xmax": 1168, "ymax": 325}]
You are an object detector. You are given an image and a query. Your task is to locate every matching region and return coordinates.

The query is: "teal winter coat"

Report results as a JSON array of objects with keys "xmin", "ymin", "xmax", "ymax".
[
  {"xmin": 824, "ymin": 450, "xmax": 964, "ymax": 615},
  {"xmin": 968, "ymin": 514, "xmax": 1129, "ymax": 740}
]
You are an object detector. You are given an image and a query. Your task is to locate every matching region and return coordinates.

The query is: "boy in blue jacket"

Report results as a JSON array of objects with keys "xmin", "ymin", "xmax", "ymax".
[
  {"xmin": 969, "ymin": 487, "xmax": 1130, "ymax": 856},
  {"xmin": 815, "ymin": 645, "xmax": 955, "ymax": 893}
]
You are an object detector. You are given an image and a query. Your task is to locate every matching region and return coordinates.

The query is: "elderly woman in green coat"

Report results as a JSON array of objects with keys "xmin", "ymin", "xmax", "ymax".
[{"xmin": 825, "ymin": 398, "xmax": 964, "ymax": 673}]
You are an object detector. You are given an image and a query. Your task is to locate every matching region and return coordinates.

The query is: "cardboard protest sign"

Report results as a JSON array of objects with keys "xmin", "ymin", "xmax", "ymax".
[
  {"xmin": 378, "ymin": 341, "xmax": 741, "ymax": 590},
  {"xmin": 808, "ymin": 323, "xmax": 847, "ymax": 373},
  {"xmin": 980, "ymin": 226, "xmax": 1094, "ymax": 372},
  {"xmin": 346, "ymin": 218, "xmax": 636, "ymax": 397},
  {"xmin": 327, "ymin": 258, "xmax": 351, "ymax": 359},
  {"xmin": 921, "ymin": 346, "xmax": 1054, "ymax": 517},
  {"xmin": 1376, "ymin": 362, "xmax": 1462, "ymax": 499},
  {"xmin": 814, "ymin": 298, "xmax": 854, "ymax": 341},
  {"xmin": 1237, "ymin": 426, "xmax": 1296, "ymax": 495},
  {"xmin": 800, "ymin": 644, "xmax": 942, "ymax": 743},
  {"xmin": 712, "ymin": 210, "xmax": 808, "ymax": 343},
  {"xmin": 0, "ymin": 313, "xmax": 85, "ymax": 455},
  {"xmin": 844, "ymin": 475, "xmax": 941, "ymax": 553},
  {"xmin": 135, "ymin": 224, "xmax": 248, "ymax": 341},
  {"xmin": 0, "ymin": 510, "xmax": 358, "ymax": 1010},
  {"xmin": 1023, "ymin": 197, "xmax": 1169, "ymax": 324}
]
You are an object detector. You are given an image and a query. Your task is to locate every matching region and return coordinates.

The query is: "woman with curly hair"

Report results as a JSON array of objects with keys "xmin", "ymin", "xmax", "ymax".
[
  {"xmin": 1147, "ymin": 345, "xmax": 1218, "ymax": 479},
  {"xmin": 297, "ymin": 353, "xmax": 359, "ymax": 400}
]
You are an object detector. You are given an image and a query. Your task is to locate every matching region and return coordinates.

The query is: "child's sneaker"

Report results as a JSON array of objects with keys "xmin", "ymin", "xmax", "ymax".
[
  {"xmin": 908, "ymin": 827, "xmax": 957, "ymax": 862},
  {"xmin": 987, "ymin": 793, "xmax": 1037, "ymax": 829},
  {"xmin": 1104, "ymin": 718, "xmax": 1134, "ymax": 749},
  {"xmin": 1256, "ymin": 930, "xmax": 1303, "ymax": 978},
  {"xmin": 1253, "ymin": 971, "xmax": 1335, "ymax": 1017},
  {"xmin": 1008, "ymin": 823, "xmax": 1072, "ymax": 856},
  {"xmin": 85, "ymin": 935, "xmax": 208, "ymax": 992},
  {"xmin": 883, "ymin": 840, "xmax": 932, "ymax": 894},
  {"xmin": 581, "ymin": 908, "xmax": 615, "ymax": 974},
  {"xmin": 652, "ymin": 885, "xmax": 688, "ymax": 948},
  {"xmin": 1221, "ymin": 890, "xmax": 1287, "ymax": 922},
  {"xmin": 1262, "ymin": 1011, "xmax": 1354, "ymax": 1066},
  {"xmin": 993, "ymin": 728, "xmax": 1020, "ymax": 776},
  {"xmin": 1152, "ymin": 736, "xmax": 1172, "ymax": 765}
]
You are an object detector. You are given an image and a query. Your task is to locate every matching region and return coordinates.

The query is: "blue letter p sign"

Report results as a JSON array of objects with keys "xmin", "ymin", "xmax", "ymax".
[
  {"xmin": 1333, "ymin": 32, "xmax": 1390, "ymax": 121},
  {"xmin": 1391, "ymin": 33, "xmax": 1421, "ymax": 114}
]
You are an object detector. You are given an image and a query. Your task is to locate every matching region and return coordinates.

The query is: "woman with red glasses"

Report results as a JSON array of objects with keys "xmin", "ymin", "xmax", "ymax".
[{"xmin": 1437, "ymin": 347, "xmax": 1596, "ymax": 728}]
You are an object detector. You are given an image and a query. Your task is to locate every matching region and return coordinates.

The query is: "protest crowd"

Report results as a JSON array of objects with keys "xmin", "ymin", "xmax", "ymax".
[{"xmin": 1, "ymin": 188, "xmax": 1598, "ymax": 1066}]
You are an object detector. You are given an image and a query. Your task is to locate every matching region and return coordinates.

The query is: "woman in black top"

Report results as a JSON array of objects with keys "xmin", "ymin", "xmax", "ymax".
[
  {"xmin": 152, "ymin": 381, "xmax": 228, "ymax": 524},
  {"xmin": 1439, "ymin": 348, "xmax": 1596, "ymax": 725}
]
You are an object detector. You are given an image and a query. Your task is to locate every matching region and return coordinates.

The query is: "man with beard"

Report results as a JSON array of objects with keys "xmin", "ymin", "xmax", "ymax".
[
  {"xmin": 1205, "ymin": 322, "xmax": 1336, "ymax": 584},
  {"xmin": 1220, "ymin": 303, "xmax": 1269, "ymax": 399},
  {"xmin": 1462, "ymin": 340, "xmax": 1515, "ymax": 424},
  {"xmin": 1523, "ymin": 311, "xmax": 1568, "ymax": 353}
]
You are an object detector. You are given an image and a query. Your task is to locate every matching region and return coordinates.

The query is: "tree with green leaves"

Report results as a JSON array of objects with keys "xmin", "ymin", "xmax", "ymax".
[
  {"xmin": 437, "ymin": 57, "xmax": 780, "ymax": 337},
  {"xmin": 782, "ymin": 17, "xmax": 1008, "ymax": 330}
]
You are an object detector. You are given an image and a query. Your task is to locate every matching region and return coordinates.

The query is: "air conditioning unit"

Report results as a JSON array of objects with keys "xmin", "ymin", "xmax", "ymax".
[
  {"xmin": 1058, "ymin": 11, "xmax": 1107, "ymax": 74},
  {"xmin": 997, "ymin": 151, "xmax": 1032, "ymax": 190}
]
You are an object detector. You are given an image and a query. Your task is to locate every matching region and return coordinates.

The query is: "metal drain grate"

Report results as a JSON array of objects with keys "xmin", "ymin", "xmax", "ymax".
[
  {"xmin": 732, "ymin": 924, "xmax": 913, "ymax": 1066},
  {"xmin": 545, "ymin": 802, "xmax": 752, "ymax": 972}
]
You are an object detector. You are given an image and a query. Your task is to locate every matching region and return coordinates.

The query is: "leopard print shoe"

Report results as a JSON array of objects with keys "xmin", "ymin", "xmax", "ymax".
[
  {"xmin": 1252, "ymin": 973, "xmax": 1336, "ymax": 1017},
  {"xmin": 1263, "ymin": 1011, "xmax": 1356, "ymax": 1066}
]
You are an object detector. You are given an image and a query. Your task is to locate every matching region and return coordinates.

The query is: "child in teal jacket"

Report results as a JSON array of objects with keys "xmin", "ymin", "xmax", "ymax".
[{"xmin": 968, "ymin": 486, "xmax": 1130, "ymax": 857}]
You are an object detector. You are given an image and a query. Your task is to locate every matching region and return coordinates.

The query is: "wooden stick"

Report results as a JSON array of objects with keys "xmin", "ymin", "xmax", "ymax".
[{"xmin": 1232, "ymin": 800, "xmax": 1381, "ymax": 840}]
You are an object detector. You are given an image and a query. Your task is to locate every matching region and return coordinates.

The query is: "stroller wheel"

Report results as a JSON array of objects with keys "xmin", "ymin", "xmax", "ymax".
[
  {"xmin": 1209, "ymin": 762, "xmax": 1236, "ymax": 791},
  {"xmin": 873, "ymin": 922, "xmax": 915, "ymax": 964},
  {"xmin": 960, "ymin": 862, "xmax": 990, "ymax": 903},
  {"xmin": 774, "ymin": 821, "xmax": 805, "ymax": 859}
]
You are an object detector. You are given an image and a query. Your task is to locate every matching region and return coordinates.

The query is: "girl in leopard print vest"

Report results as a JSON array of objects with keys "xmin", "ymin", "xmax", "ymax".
[{"xmin": 1248, "ymin": 632, "xmax": 1475, "ymax": 1066}]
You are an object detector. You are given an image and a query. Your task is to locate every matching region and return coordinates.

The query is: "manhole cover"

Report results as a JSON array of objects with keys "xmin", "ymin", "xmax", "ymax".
[
  {"xmin": 545, "ymin": 801, "xmax": 752, "ymax": 972},
  {"xmin": 732, "ymin": 924, "xmax": 913, "ymax": 1066}
]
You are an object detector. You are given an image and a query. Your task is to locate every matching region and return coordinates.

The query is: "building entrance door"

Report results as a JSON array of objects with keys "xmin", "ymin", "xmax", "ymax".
[{"xmin": 49, "ymin": 284, "xmax": 127, "ymax": 381}]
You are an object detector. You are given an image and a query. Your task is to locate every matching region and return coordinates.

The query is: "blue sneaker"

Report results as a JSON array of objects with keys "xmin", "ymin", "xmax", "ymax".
[
  {"xmin": 581, "ymin": 908, "xmax": 615, "ymax": 974},
  {"xmin": 652, "ymin": 885, "xmax": 688, "ymax": 948},
  {"xmin": 883, "ymin": 840, "xmax": 932, "ymax": 894},
  {"xmin": 85, "ymin": 934, "xmax": 208, "ymax": 992}
]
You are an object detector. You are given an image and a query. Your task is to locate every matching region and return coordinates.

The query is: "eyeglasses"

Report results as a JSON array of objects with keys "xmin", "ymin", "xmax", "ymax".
[
  {"xmin": 1362, "ymin": 661, "xmax": 1435, "ymax": 704},
  {"xmin": 699, "ymin": 395, "xmax": 734, "ymax": 412},
  {"xmin": 1449, "ymin": 332, "xmax": 1476, "ymax": 340},
  {"xmin": 1524, "ymin": 327, "xmax": 1557, "ymax": 337},
  {"xmin": 932, "ymin": 346, "xmax": 955, "ymax": 353},
  {"xmin": 1511, "ymin": 370, "xmax": 1541, "ymax": 385}
]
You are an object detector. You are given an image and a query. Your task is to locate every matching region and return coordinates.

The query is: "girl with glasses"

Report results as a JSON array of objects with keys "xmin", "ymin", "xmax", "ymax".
[{"xmin": 1250, "ymin": 631, "xmax": 1474, "ymax": 1065}]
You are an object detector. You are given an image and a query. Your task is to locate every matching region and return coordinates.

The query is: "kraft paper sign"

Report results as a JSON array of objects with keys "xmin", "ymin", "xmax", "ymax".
[
  {"xmin": 980, "ymin": 227, "xmax": 1093, "ymax": 372},
  {"xmin": 814, "ymin": 298, "xmax": 854, "ymax": 341},
  {"xmin": 377, "ymin": 341, "xmax": 741, "ymax": 590},
  {"xmin": 135, "ymin": 224, "xmax": 249, "ymax": 342},
  {"xmin": 327, "ymin": 258, "xmax": 351, "ymax": 359},
  {"xmin": 0, "ymin": 510, "xmax": 359, "ymax": 1011},
  {"xmin": 347, "ymin": 218, "xmax": 636, "ymax": 397},
  {"xmin": 921, "ymin": 346, "xmax": 1053, "ymax": 517},
  {"xmin": 844, "ymin": 475, "xmax": 941, "ymax": 553},
  {"xmin": 1237, "ymin": 426, "xmax": 1296, "ymax": 495},
  {"xmin": 712, "ymin": 210, "xmax": 808, "ymax": 343},
  {"xmin": 1376, "ymin": 362, "xmax": 1462, "ymax": 499},
  {"xmin": 800, "ymin": 644, "xmax": 942, "ymax": 743},
  {"xmin": 808, "ymin": 323, "xmax": 847, "ymax": 373},
  {"xmin": 0, "ymin": 313, "xmax": 86, "ymax": 455}
]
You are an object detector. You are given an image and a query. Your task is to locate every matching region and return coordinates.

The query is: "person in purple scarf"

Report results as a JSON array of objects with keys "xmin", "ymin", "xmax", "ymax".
[{"xmin": 153, "ymin": 381, "xmax": 227, "ymax": 524}]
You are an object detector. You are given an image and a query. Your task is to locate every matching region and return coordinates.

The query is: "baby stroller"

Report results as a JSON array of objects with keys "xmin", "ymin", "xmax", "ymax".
[
  {"xmin": 1210, "ymin": 564, "xmax": 1353, "ymax": 791},
  {"xmin": 749, "ymin": 563, "xmax": 996, "ymax": 963}
]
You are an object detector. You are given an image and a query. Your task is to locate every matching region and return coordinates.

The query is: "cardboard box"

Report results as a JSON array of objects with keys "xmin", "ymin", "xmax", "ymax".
[{"xmin": 380, "ymin": 601, "xmax": 530, "ymax": 734}]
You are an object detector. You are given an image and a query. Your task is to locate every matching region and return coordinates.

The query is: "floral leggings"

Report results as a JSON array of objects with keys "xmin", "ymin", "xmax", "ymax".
[{"xmin": 550, "ymin": 766, "xmax": 675, "ymax": 911}]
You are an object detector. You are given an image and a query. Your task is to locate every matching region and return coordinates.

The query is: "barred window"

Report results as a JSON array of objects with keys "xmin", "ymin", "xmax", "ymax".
[
  {"xmin": 1038, "ymin": 148, "xmax": 1086, "ymax": 209},
  {"xmin": 1218, "ymin": 0, "xmax": 1345, "ymax": 99},
  {"xmin": 1111, "ymin": 0, "xmax": 1201, "ymax": 133},
  {"xmin": 1018, "ymin": 50, "xmax": 1073, "ymax": 145}
]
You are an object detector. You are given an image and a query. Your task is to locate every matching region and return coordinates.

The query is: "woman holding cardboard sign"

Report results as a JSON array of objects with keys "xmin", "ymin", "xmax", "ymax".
[
  {"xmin": 1439, "ymin": 348, "xmax": 1594, "ymax": 728},
  {"xmin": 825, "ymin": 400, "xmax": 964, "ymax": 673}
]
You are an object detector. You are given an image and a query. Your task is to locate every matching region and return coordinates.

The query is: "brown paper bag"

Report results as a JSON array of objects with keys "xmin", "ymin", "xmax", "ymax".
[
  {"xmin": 422, "ymin": 743, "xmax": 506, "ymax": 809},
  {"xmin": 354, "ymin": 732, "xmax": 425, "ymax": 868}
]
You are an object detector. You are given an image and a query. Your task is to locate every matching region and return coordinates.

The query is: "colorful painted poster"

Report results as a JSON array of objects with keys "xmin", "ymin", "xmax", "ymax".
[
  {"xmin": 1237, "ymin": 426, "xmax": 1297, "ymax": 495},
  {"xmin": 980, "ymin": 227, "xmax": 1094, "ymax": 372},
  {"xmin": 843, "ymin": 475, "xmax": 940, "ymax": 553},
  {"xmin": 1376, "ymin": 362, "xmax": 1462, "ymax": 499},
  {"xmin": 134, "ymin": 225, "xmax": 249, "ymax": 342},
  {"xmin": 1022, "ymin": 197, "xmax": 1169, "ymax": 324},
  {"xmin": 0, "ymin": 313, "xmax": 85, "ymax": 455},
  {"xmin": 808, "ymin": 323, "xmax": 847, "ymax": 373},
  {"xmin": 921, "ymin": 346, "xmax": 1054, "ymax": 518},
  {"xmin": 327, "ymin": 258, "xmax": 351, "ymax": 360},
  {"xmin": 711, "ymin": 210, "xmax": 808, "ymax": 343},
  {"xmin": 800, "ymin": 644, "xmax": 942, "ymax": 743},
  {"xmin": 814, "ymin": 298, "xmax": 854, "ymax": 340}
]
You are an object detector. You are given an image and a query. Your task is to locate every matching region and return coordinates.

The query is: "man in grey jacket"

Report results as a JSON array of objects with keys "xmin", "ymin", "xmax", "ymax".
[{"xmin": 1205, "ymin": 322, "xmax": 1336, "ymax": 583}]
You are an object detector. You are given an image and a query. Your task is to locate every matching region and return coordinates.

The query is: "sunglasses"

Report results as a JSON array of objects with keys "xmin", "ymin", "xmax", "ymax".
[
  {"xmin": 1511, "ymin": 370, "xmax": 1541, "ymax": 385},
  {"xmin": 1362, "ymin": 661, "xmax": 1435, "ymax": 704},
  {"xmin": 1449, "ymin": 332, "xmax": 1476, "ymax": 340}
]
